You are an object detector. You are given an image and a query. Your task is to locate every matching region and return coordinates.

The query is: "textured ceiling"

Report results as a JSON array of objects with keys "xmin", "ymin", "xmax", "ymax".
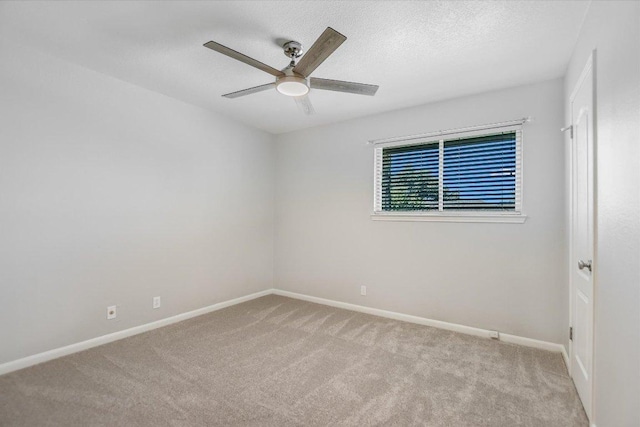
[{"xmin": 0, "ymin": 1, "xmax": 590, "ymax": 134}]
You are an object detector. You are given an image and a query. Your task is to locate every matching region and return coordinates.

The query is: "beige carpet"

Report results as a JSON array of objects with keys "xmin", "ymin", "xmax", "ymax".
[{"xmin": 0, "ymin": 295, "xmax": 587, "ymax": 426}]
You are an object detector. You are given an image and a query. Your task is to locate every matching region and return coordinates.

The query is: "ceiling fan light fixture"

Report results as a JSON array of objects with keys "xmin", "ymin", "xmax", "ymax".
[{"xmin": 276, "ymin": 76, "xmax": 309, "ymax": 97}]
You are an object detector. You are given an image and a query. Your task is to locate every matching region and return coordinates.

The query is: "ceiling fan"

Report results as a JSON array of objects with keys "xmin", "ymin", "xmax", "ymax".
[{"xmin": 203, "ymin": 27, "xmax": 379, "ymax": 115}]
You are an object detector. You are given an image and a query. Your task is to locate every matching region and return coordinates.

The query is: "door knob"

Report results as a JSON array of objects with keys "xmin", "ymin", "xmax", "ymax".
[{"xmin": 578, "ymin": 260, "xmax": 592, "ymax": 272}]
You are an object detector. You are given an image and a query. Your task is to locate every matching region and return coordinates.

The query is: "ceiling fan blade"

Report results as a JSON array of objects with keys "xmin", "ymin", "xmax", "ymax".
[
  {"xmin": 293, "ymin": 27, "xmax": 346, "ymax": 77},
  {"xmin": 204, "ymin": 41, "xmax": 284, "ymax": 77},
  {"xmin": 294, "ymin": 95, "xmax": 315, "ymax": 115},
  {"xmin": 310, "ymin": 78, "xmax": 379, "ymax": 96},
  {"xmin": 222, "ymin": 83, "xmax": 275, "ymax": 99}
]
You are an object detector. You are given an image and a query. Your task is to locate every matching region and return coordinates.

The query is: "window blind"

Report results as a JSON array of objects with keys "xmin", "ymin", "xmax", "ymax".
[
  {"xmin": 374, "ymin": 130, "xmax": 522, "ymax": 214},
  {"xmin": 443, "ymin": 132, "xmax": 520, "ymax": 210},
  {"xmin": 380, "ymin": 142, "xmax": 440, "ymax": 211}
]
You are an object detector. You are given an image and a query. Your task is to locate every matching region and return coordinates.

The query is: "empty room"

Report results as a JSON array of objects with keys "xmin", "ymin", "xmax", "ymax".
[{"xmin": 0, "ymin": 1, "xmax": 638, "ymax": 426}]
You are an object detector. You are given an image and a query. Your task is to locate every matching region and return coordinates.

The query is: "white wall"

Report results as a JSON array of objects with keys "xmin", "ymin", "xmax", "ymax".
[
  {"xmin": 275, "ymin": 79, "xmax": 566, "ymax": 345},
  {"xmin": 0, "ymin": 38, "xmax": 275, "ymax": 365},
  {"xmin": 564, "ymin": 2, "xmax": 640, "ymax": 426}
]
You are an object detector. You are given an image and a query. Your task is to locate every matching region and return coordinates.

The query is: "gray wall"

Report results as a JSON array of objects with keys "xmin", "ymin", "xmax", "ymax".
[
  {"xmin": 0, "ymin": 39, "xmax": 276, "ymax": 365},
  {"xmin": 564, "ymin": 2, "xmax": 640, "ymax": 426},
  {"xmin": 275, "ymin": 79, "xmax": 567, "ymax": 345}
]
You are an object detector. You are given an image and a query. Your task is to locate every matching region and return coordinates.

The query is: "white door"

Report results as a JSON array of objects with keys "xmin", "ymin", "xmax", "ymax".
[{"xmin": 569, "ymin": 52, "xmax": 595, "ymax": 420}]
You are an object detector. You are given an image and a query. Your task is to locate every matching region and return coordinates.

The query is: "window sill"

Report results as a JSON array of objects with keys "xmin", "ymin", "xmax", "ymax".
[{"xmin": 370, "ymin": 212, "xmax": 528, "ymax": 223}]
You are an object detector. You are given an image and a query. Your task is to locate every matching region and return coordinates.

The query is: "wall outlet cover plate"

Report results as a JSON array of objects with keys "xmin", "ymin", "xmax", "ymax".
[{"xmin": 107, "ymin": 305, "xmax": 117, "ymax": 320}]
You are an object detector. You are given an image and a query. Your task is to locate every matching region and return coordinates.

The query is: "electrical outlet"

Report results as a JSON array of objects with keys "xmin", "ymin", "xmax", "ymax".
[
  {"xmin": 489, "ymin": 330, "xmax": 500, "ymax": 340},
  {"xmin": 153, "ymin": 296, "xmax": 161, "ymax": 309},
  {"xmin": 107, "ymin": 305, "xmax": 117, "ymax": 320},
  {"xmin": 360, "ymin": 285, "xmax": 367, "ymax": 296}
]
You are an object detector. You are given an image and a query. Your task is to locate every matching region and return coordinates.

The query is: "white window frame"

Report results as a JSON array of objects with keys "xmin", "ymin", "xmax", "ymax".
[{"xmin": 371, "ymin": 119, "xmax": 528, "ymax": 223}]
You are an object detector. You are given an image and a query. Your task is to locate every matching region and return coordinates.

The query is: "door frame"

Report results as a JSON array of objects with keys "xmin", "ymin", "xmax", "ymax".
[{"xmin": 568, "ymin": 49, "xmax": 597, "ymax": 422}]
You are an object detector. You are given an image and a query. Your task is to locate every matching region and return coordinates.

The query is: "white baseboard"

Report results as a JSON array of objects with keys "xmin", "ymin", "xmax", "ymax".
[
  {"xmin": 273, "ymin": 289, "xmax": 567, "ymax": 355},
  {"xmin": 0, "ymin": 289, "xmax": 273, "ymax": 376},
  {"xmin": 561, "ymin": 346, "xmax": 570, "ymax": 370},
  {"xmin": 0, "ymin": 287, "xmax": 568, "ymax": 376},
  {"xmin": 500, "ymin": 332, "xmax": 568, "ymax": 355}
]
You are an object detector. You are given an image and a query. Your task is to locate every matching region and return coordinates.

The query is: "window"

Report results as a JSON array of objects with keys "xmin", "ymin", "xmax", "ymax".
[{"xmin": 373, "ymin": 123, "xmax": 525, "ymax": 223}]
